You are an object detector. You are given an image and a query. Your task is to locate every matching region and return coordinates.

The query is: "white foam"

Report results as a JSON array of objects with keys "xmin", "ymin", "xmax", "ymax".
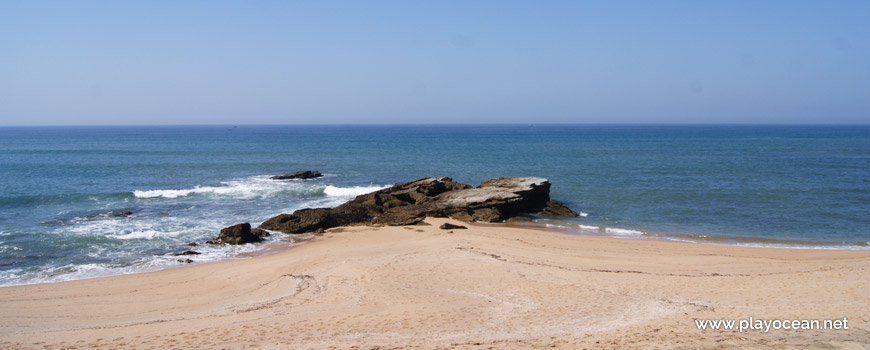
[
  {"xmin": 323, "ymin": 185, "xmax": 388, "ymax": 197},
  {"xmin": 577, "ymin": 224, "xmax": 600, "ymax": 231},
  {"xmin": 579, "ymin": 212, "xmax": 589, "ymax": 217},
  {"xmin": 133, "ymin": 176, "xmax": 389, "ymax": 200},
  {"xmin": 605, "ymin": 227, "xmax": 646, "ymax": 236},
  {"xmin": 0, "ymin": 233, "xmax": 285, "ymax": 287},
  {"xmin": 133, "ymin": 175, "xmax": 304, "ymax": 199},
  {"xmin": 109, "ymin": 230, "xmax": 182, "ymax": 240},
  {"xmin": 545, "ymin": 224, "xmax": 569, "ymax": 229}
]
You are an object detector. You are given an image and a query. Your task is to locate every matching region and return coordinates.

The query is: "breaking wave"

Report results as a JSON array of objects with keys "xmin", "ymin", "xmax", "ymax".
[{"xmin": 133, "ymin": 175, "xmax": 387, "ymax": 199}]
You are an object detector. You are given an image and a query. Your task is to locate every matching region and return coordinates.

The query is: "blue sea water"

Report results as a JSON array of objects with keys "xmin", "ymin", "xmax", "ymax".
[{"xmin": 0, "ymin": 125, "xmax": 868, "ymax": 286}]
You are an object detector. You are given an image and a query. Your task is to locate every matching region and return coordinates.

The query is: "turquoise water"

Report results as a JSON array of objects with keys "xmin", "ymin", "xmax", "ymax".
[{"xmin": 1, "ymin": 125, "xmax": 868, "ymax": 285}]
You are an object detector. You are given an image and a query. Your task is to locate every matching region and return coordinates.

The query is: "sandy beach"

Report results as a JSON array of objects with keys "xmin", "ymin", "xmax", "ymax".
[{"xmin": 1, "ymin": 217, "xmax": 868, "ymax": 349}]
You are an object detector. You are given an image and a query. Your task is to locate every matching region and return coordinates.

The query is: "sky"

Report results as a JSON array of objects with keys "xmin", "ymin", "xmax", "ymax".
[{"xmin": 1, "ymin": 1, "xmax": 868, "ymax": 126}]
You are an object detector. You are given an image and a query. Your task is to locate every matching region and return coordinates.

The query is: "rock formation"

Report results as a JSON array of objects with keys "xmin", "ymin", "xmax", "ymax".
[
  {"xmin": 258, "ymin": 176, "xmax": 579, "ymax": 235},
  {"xmin": 271, "ymin": 170, "xmax": 323, "ymax": 180}
]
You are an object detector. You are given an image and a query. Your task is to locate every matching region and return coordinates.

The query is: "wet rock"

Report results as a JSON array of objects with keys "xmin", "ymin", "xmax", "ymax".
[
  {"xmin": 439, "ymin": 223, "xmax": 467, "ymax": 230},
  {"xmin": 208, "ymin": 223, "xmax": 266, "ymax": 245},
  {"xmin": 251, "ymin": 228, "xmax": 271, "ymax": 239},
  {"xmin": 271, "ymin": 170, "xmax": 323, "ymax": 180},
  {"xmin": 177, "ymin": 258, "xmax": 193, "ymax": 264},
  {"xmin": 174, "ymin": 250, "xmax": 201, "ymax": 256},
  {"xmin": 107, "ymin": 211, "xmax": 133, "ymax": 218},
  {"xmin": 538, "ymin": 200, "xmax": 580, "ymax": 217},
  {"xmin": 187, "ymin": 242, "xmax": 198, "ymax": 246}
]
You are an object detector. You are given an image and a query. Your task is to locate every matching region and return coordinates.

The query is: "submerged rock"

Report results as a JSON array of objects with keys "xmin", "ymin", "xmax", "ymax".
[
  {"xmin": 173, "ymin": 250, "xmax": 201, "ymax": 256},
  {"xmin": 271, "ymin": 170, "xmax": 323, "ymax": 180},
  {"xmin": 259, "ymin": 176, "xmax": 580, "ymax": 234},
  {"xmin": 208, "ymin": 223, "xmax": 270, "ymax": 245},
  {"xmin": 81, "ymin": 211, "xmax": 133, "ymax": 221}
]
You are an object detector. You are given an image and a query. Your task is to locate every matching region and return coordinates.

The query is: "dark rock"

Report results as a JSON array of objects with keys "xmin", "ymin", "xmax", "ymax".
[
  {"xmin": 177, "ymin": 258, "xmax": 193, "ymax": 264},
  {"xmin": 271, "ymin": 170, "xmax": 323, "ymax": 180},
  {"xmin": 538, "ymin": 200, "xmax": 580, "ymax": 217},
  {"xmin": 251, "ymin": 228, "xmax": 271, "ymax": 239},
  {"xmin": 174, "ymin": 250, "xmax": 201, "ymax": 256},
  {"xmin": 107, "ymin": 211, "xmax": 133, "ymax": 218},
  {"xmin": 187, "ymin": 242, "xmax": 198, "ymax": 246},
  {"xmin": 208, "ymin": 223, "xmax": 266, "ymax": 245},
  {"xmin": 258, "ymin": 176, "xmax": 578, "ymax": 234},
  {"xmin": 258, "ymin": 209, "xmax": 336, "ymax": 234},
  {"xmin": 439, "ymin": 223, "xmax": 467, "ymax": 230}
]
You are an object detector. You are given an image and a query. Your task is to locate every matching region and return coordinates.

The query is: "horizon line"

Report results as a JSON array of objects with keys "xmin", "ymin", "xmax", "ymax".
[{"xmin": 2, "ymin": 122, "xmax": 870, "ymax": 128}]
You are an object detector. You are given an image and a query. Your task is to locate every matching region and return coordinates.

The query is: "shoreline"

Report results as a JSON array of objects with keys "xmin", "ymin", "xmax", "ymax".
[
  {"xmin": 487, "ymin": 219, "xmax": 870, "ymax": 250},
  {"xmin": 1, "ymin": 217, "xmax": 868, "ymax": 349},
  {"xmin": 2, "ymin": 219, "xmax": 867, "ymax": 289}
]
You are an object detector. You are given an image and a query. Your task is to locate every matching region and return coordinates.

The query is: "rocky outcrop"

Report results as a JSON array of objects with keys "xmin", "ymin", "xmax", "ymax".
[
  {"xmin": 259, "ymin": 176, "xmax": 579, "ymax": 234},
  {"xmin": 208, "ymin": 223, "xmax": 271, "ymax": 245},
  {"xmin": 271, "ymin": 170, "xmax": 323, "ymax": 180}
]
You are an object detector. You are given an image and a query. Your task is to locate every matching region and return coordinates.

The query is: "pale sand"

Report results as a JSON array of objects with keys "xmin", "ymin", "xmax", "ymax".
[{"xmin": 1, "ymin": 218, "xmax": 868, "ymax": 349}]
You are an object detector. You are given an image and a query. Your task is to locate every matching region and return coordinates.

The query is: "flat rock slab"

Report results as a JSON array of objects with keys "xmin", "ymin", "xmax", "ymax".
[{"xmin": 259, "ymin": 176, "xmax": 579, "ymax": 234}]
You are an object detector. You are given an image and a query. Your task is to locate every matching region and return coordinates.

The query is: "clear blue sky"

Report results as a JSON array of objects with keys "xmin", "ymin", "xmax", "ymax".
[{"xmin": 1, "ymin": 1, "xmax": 868, "ymax": 125}]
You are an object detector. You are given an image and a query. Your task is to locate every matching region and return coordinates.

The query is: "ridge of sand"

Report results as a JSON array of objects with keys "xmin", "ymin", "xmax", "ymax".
[{"xmin": 1, "ymin": 218, "xmax": 868, "ymax": 349}]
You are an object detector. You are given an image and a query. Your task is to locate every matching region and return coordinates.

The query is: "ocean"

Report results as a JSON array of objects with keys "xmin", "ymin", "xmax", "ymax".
[{"xmin": 1, "ymin": 125, "xmax": 868, "ymax": 286}]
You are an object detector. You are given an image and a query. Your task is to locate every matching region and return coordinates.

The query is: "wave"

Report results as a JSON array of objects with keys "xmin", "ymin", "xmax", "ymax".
[
  {"xmin": 604, "ymin": 227, "xmax": 646, "ymax": 236},
  {"xmin": 132, "ymin": 175, "xmax": 387, "ymax": 200},
  {"xmin": 108, "ymin": 230, "xmax": 183, "ymax": 240},
  {"xmin": 133, "ymin": 176, "xmax": 290, "ymax": 199}
]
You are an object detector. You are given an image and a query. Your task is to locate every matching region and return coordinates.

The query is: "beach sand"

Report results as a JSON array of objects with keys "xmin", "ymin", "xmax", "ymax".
[{"xmin": 1, "ymin": 217, "xmax": 868, "ymax": 349}]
